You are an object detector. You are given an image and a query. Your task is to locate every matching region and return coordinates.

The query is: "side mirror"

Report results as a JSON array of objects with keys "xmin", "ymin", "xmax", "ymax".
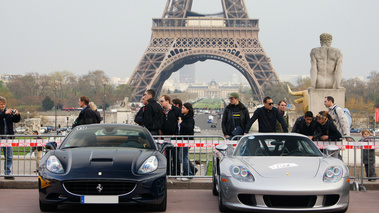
[
  {"xmin": 326, "ymin": 145, "xmax": 339, "ymax": 158},
  {"xmin": 216, "ymin": 144, "xmax": 227, "ymax": 152},
  {"xmin": 160, "ymin": 142, "xmax": 173, "ymax": 153},
  {"xmin": 216, "ymin": 144, "xmax": 233, "ymax": 156},
  {"xmin": 45, "ymin": 142, "xmax": 57, "ymax": 150}
]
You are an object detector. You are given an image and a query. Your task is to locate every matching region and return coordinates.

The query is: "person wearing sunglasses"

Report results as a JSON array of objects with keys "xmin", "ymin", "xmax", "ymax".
[{"xmin": 244, "ymin": 96, "xmax": 288, "ymax": 133}]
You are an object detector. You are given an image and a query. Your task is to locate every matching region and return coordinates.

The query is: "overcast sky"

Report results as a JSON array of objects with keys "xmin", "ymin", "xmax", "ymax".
[{"xmin": 1, "ymin": 0, "xmax": 378, "ymax": 83}]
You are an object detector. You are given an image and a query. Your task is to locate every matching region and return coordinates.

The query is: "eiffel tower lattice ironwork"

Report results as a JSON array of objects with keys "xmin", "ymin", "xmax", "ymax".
[{"xmin": 127, "ymin": 0, "xmax": 280, "ymax": 102}]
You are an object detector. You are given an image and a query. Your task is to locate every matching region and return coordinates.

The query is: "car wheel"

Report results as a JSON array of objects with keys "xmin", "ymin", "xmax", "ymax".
[
  {"xmin": 212, "ymin": 165, "xmax": 219, "ymax": 196},
  {"xmin": 218, "ymin": 189, "xmax": 229, "ymax": 212},
  {"xmin": 149, "ymin": 188, "xmax": 167, "ymax": 212},
  {"xmin": 39, "ymin": 200, "xmax": 57, "ymax": 212}
]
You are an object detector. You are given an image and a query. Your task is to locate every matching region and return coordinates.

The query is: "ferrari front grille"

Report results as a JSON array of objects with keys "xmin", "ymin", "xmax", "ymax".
[
  {"xmin": 63, "ymin": 181, "xmax": 136, "ymax": 195},
  {"xmin": 263, "ymin": 195, "xmax": 317, "ymax": 208}
]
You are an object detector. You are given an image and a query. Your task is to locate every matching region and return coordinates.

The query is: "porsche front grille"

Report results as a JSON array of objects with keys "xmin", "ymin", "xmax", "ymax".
[
  {"xmin": 263, "ymin": 195, "xmax": 317, "ymax": 208},
  {"xmin": 63, "ymin": 181, "xmax": 136, "ymax": 195}
]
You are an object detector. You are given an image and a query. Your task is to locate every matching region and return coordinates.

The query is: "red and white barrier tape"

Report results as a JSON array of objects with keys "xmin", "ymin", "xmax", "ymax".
[{"xmin": 1, "ymin": 139, "xmax": 378, "ymax": 149}]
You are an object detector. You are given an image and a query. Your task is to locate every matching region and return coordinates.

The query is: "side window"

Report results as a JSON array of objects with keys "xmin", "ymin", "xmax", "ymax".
[{"xmin": 300, "ymin": 140, "xmax": 316, "ymax": 154}]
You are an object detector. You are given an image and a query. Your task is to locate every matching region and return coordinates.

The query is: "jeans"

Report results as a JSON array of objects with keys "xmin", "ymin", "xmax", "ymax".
[
  {"xmin": 182, "ymin": 147, "xmax": 193, "ymax": 176},
  {"xmin": 1, "ymin": 147, "xmax": 13, "ymax": 175}
]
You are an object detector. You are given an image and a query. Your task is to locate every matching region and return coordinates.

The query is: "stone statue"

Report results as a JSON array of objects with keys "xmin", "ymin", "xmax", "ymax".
[
  {"xmin": 288, "ymin": 85, "xmax": 309, "ymax": 114},
  {"xmin": 310, "ymin": 33, "xmax": 343, "ymax": 89},
  {"xmin": 119, "ymin": 97, "xmax": 129, "ymax": 108}
]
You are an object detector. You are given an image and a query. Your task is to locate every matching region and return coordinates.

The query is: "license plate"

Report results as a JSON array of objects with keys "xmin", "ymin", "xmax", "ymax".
[{"xmin": 80, "ymin": 195, "xmax": 118, "ymax": 204}]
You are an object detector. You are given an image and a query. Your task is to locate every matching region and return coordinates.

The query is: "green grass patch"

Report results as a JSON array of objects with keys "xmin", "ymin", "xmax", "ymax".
[
  {"xmin": 194, "ymin": 99, "xmax": 222, "ymax": 109},
  {"xmin": 206, "ymin": 161, "xmax": 213, "ymax": 176}
]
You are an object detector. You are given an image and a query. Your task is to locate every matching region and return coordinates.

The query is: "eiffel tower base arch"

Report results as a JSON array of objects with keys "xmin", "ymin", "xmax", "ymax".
[{"xmin": 127, "ymin": 0, "xmax": 280, "ymax": 103}]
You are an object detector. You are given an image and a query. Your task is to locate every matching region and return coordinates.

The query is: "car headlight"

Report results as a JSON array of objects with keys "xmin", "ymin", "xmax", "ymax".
[
  {"xmin": 46, "ymin": 156, "xmax": 64, "ymax": 174},
  {"xmin": 138, "ymin": 156, "xmax": 158, "ymax": 174},
  {"xmin": 230, "ymin": 165, "xmax": 254, "ymax": 182},
  {"xmin": 323, "ymin": 166, "xmax": 343, "ymax": 183}
]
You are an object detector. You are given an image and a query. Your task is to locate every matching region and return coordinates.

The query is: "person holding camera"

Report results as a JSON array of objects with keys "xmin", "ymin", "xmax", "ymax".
[{"xmin": 0, "ymin": 96, "xmax": 21, "ymax": 180}]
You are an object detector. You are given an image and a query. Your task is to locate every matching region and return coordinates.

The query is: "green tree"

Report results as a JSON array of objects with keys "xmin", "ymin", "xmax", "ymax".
[{"xmin": 42, "ymin": 96, "xmax": 54, "ymax": 111}]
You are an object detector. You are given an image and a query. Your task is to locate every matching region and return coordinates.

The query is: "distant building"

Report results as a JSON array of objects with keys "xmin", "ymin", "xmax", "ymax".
[
  {"xmin": 180, "ymin": 64, "xmax": 195, "ymax": 83},
  {"xmin": 0, "ymin": 74, "xmax": 22, "ymax": 84},
  {"xmin": 186, "ymin": 80, "xmax": 238, "ymax": 99}
]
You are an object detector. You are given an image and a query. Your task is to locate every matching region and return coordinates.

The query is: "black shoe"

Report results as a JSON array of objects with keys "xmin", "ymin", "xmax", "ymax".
[
  {"xmin": 368, "ymin": 179, "xmax": 376, "ymax": 182},
  {"xmin": 4, "ymin": 176, "xmax": 15, "ymax": 180}
]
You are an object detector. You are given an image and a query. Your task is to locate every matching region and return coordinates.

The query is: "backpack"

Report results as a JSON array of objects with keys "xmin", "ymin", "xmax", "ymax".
[{"xmin": 334, "ymin": 106, "xmax": 352, "ymax": 128}]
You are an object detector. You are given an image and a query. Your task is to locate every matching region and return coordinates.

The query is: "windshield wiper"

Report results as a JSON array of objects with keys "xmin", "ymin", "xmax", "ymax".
[
  {"xmin": 62, "ymin": 146, "xmax": 81, "ymax": 149},
  {"xmin": 304, "ymin": 154, "xmax": 321, "ymax": 156}
]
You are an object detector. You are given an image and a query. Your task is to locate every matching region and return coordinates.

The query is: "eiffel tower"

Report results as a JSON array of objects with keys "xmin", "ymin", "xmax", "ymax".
[{"xmin": 127, "ymin": 0, "xmax": 280, "ymax": 102}]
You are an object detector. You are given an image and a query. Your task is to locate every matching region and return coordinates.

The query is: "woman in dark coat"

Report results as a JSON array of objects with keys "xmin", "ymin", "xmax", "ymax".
[
  {"xmin": 178, "ymin": 102, "xmax": 195, "ymax": 180},
  {"xmin": 313, "ymin": 111, "xmax": 342, "ymax": 141}
]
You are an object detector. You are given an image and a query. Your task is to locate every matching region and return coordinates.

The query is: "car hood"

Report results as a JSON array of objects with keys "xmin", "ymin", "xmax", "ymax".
[
  {"xmin": 55, "ymin": 148, "xmax": 156, "ymax": 177},
  {"xmin": 240, "ymin": 157, "xmax": 322, "ymax": 178}
]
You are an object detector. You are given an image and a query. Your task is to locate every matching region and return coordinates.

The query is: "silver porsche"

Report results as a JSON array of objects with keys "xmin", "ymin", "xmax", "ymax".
[{"xmin": 212, "ymin": 133, "xmax": 349, "ymax": 212}]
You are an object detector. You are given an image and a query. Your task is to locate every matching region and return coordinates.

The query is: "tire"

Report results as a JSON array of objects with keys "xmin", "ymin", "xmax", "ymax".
[
  {"xmin": 149, "ymin": 188, "xmax": 167, "ymax": 212},
  {"xmin": 218, "ymin": 190, "xmax": 229, "ymax": 212},
  {"xmin": 212, "ymin": 175, "xmax": 219, "ymax": 196},
  {"xmin": 212, "ymin": 166, "xmax": 219, "ymax": 196},
  {"xmin": 39, "ymin": 200, "xmax": 57, "ymax": 212}
]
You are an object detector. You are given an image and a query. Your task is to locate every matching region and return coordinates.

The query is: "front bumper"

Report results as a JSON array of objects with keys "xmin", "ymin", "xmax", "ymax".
[
  {"xmin": 39, "ymin": 171, "xmax": 167, "ymax": 206},
  {"xmin": 219, "ymin": 175, "xmax": 350, "ymax": 212}
]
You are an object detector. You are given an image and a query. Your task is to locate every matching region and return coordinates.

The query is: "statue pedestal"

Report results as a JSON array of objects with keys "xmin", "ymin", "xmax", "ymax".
[
  {"xmin": 25, "ymin": 118, "xmax": 41, "ymax": 135},
  {"xmin": 116, "ymin": 108, "xmax": 132, "ymax": 124},
  {"xmin": 308, "ymin": 87, "xmax": 346, "ymax": 115}
]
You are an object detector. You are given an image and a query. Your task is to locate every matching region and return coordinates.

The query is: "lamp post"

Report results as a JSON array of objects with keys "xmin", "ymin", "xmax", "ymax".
[
  {"xmin": 103, "ymin": 83, "xmax": 106, "ymax": 123},
  {"xmin": 54, "ymin": 88, "xmax": 57, "ymax": 131}
]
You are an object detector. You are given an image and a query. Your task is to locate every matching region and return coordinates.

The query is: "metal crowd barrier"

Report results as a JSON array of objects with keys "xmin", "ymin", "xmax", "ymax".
[
  {"xmin": 152, "ymin": 135, "xmax": 226, "ymax": 178},
  {"xmin": 0, "ymin": 135, "xmax": 65, "ymax": 178},
  {"xmin": 1, "ymin": 134, "xmax": 377, "ymax": 192},
  {"xmin": 0, "ymin": 134, "xmax": 226, "ymax": 179}
]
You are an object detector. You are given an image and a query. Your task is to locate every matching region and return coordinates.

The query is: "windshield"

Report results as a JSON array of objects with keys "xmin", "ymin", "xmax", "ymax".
[
  {"xmin": 234, "ymin": 135, "xmax": 322, "ymax": 157},
  {"xmin": 60, "ymin": 125, "xmax": 155, "ymax": 149}
]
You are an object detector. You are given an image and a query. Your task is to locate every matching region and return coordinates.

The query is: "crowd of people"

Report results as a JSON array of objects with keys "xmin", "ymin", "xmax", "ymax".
[
  {"xmin": 133, "ymin": 89, "xmax": 197, "ymax": 180},
  {"xmin": 1, "ymin": 91, "xmax": 376, "ymax": 182}
]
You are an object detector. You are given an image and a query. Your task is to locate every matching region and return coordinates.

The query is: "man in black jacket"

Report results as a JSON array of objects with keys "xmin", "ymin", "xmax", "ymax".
[
  {"xmin": 0, "ymin": 96, "xmax": 21, "ymax": 179},
  {"xmin": 159, "ymin": 94, "xmax": 181, "ymax": 176},
  {"xmin": 292, "ymin": 111, "xmax": 318, "ymax": 140},
  {"xmin": 244, "ymin": 97, "xmax": 288, "ymax": 133},
  {"xmin": 72, "ymin": 96, "xmax": 101, "ymax": 127},
  {"xmin": 222, "ymin": 92, "xmax": 250, "ymax": 140},
  {"xmin": 134, "ymin": 94, "xmax": 148, "ymax": 126},
  {"xmin": 159, "ymin": 95, "xmax": 181, "ymax": 135},
  {"xmin": 143, "ymin": 89, "xmax": 164, "ymax": 135}
]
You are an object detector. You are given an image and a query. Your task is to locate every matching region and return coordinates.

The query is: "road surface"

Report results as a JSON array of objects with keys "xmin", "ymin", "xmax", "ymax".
[{"xmin": 1, "ymin": 189, "xmax": 378, "ymax": 213}]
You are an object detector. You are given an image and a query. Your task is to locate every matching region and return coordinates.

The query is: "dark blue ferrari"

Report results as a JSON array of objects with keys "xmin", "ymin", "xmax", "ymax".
[{"xmin": 38, "ymin": 124, "xmax": 172, "ymax": 212}]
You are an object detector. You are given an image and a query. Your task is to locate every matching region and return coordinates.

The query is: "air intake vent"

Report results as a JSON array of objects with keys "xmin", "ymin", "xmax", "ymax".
[
  {"xmin": 90, "ymin": 158, "xmax": 113, "ymax": 162},
  {"xmin": 64, "ymin": 181, "xmax": 136, "ymax": 195}
]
